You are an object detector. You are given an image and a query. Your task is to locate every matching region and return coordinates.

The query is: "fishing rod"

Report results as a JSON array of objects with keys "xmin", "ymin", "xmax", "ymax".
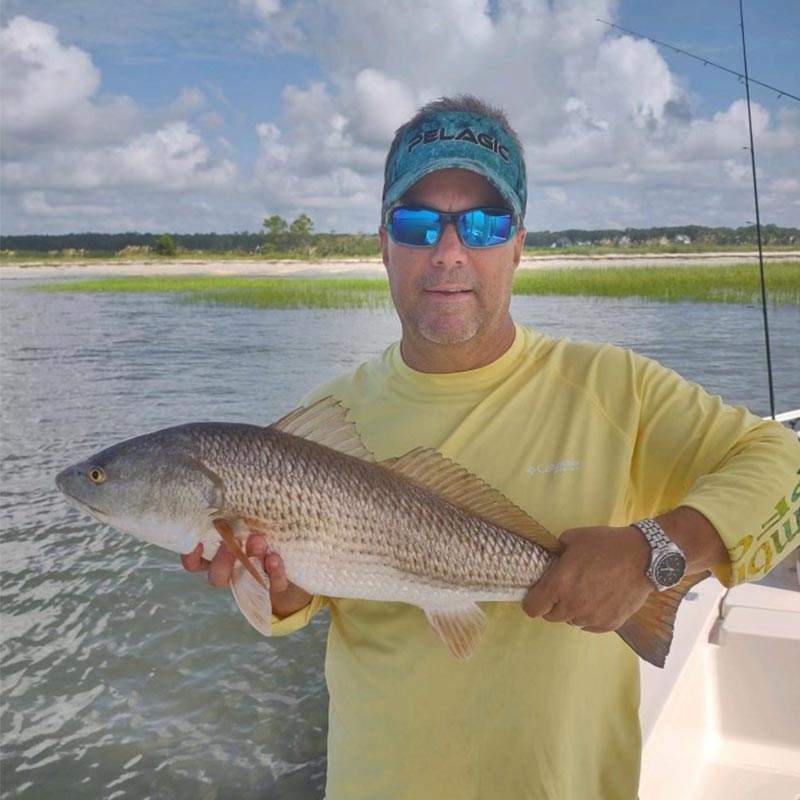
[
  {"xmin": 738, "ymin": 0, "xmax": 775, "ymax": 420},
  {"xmin": 598, "ymin": 6, "xmax": 794, "ymax": 419},
  {"xmin": 596, "ymin": 19, "xmax": 800, "ymax": 104}
]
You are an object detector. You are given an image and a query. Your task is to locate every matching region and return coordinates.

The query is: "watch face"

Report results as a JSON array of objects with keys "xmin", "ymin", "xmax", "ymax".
[{"xmin": 655, "ymin": 553, "xmax": 686, "ymax": 587}]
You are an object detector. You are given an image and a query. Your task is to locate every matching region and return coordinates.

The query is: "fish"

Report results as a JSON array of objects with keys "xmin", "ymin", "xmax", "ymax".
[{"xmin": 55, "ymin": 396, "xmax": 706, "ymax": 667}]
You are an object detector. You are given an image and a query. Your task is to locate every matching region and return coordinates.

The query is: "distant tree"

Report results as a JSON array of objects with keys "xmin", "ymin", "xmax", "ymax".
[
  {"xmin": 262, "ymin": 215, "xmax": 289, "ymax": 250},
  {"xmin": 289, "ymin": 214, "xmax": 315, "ymax": 251},
  {"xmin": 155, "ymin": 234, "xmax": 177, "ymax": 256}
]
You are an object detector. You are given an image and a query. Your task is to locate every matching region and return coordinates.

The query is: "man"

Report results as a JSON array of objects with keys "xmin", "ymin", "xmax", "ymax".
[{"xmin": 183, "ymin": 95, "xmax": 800, "ymax": 798}]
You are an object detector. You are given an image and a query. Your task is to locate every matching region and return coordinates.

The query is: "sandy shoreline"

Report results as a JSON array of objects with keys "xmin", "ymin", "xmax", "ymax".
[{"xmin": 1, "ymin": 250, "xmax": 797, "ymax": 281}]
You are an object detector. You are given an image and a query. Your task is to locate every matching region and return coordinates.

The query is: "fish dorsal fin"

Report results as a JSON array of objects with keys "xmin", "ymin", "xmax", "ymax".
[
  {"xmin": 380, "ymin": 448, "xmax": 561, "ymax": 554},
  {"xmin": 270, "ymin": 396, "xmax": 375, "ymax": 462}
]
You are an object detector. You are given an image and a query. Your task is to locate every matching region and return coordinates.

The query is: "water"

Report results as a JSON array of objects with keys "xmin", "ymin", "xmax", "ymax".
[{"xmin": 1, "ymin": 278, "xmax": 798, "ymax": 799}]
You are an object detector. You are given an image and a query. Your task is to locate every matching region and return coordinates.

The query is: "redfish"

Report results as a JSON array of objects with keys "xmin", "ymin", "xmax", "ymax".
[{"xmin": 56, "ymin": 397, "xmax": 704, "ymax": 665}]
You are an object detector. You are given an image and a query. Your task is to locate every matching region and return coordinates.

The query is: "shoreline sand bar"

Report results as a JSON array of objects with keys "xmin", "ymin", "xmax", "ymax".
[{"xmin": 1, "ymin": 251, "xmax": 798, "ymax": 282}]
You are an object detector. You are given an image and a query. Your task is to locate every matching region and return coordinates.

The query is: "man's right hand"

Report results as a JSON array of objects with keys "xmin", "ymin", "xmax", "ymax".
[{"xmin": 180, "ymin": 533, "xmax": 313, "ymax": 618}]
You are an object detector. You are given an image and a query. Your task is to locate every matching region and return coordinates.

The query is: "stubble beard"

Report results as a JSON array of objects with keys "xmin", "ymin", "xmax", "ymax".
[
  {"xmin": 410, "ymin": 303, "xmax": 484, "ymax": 346},
  {"xmin": 404, "ymin": 267, "xmax": 483, "ymax": 345}
]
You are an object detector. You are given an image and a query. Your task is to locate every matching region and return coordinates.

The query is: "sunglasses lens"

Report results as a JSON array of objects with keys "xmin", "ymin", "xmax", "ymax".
[
  {"xmin": 390, "ymin": 208, "xmax": 442, "ymax": 246},
  {"xmin": 458, "ymin": 209, "xmax": 514, "ymax": 247},
  {"xmin": 388, "ymin": 207, "xmax": 515, "ymax": 248}
]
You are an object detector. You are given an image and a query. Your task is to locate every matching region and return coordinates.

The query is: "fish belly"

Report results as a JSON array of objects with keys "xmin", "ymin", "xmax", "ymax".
[{"xmin": 279, "ymin": 545, "xmax": 525, "ymax": 606}]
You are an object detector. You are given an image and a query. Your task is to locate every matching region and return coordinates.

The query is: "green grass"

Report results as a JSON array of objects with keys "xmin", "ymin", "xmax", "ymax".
[
  {"xmin": 32, "ymin": 275, "xmax": 394, "ymax": 309},
  {"xmin": 512, "ymin": 263, "xmax": 799, "ymax": 305},
  {"xmin": 30, "ymin": 262, "xmax": 800, "ymax": 307},
  {"xmin": 0, "ymin": 250, "xmax": 350, "ymax": 263},
  {"xmin": 520, "ymin": 244, "xmax": 799, "ymax": 256}
]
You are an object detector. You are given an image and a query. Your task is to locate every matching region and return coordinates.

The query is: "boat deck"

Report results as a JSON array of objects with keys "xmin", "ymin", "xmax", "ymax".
[{"xmin": 639, "ymin": 550, "xmax": 800, "ymax": 799}]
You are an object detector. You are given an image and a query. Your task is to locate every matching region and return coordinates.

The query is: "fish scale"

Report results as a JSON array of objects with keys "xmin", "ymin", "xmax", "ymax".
[{"xmin": 243, "ymin": 430, "xmax": 548, "ymax": 590}]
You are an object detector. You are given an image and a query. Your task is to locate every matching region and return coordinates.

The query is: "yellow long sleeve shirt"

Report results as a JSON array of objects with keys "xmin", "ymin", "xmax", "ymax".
[{"xmin": 272, "ymin": 324, "xmax": 800, "ymax": 800}]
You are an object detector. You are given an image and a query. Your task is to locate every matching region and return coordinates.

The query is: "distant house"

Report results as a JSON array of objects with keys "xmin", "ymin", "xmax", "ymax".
[{"xmin": 674, "ymin": 234, "xmax": 691, "ymax": 245}]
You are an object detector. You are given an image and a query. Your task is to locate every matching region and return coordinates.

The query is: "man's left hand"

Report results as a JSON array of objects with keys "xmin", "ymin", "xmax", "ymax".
[{"xmin": 522, "ymin": 526, "xmax": 653, "ymax": 633}]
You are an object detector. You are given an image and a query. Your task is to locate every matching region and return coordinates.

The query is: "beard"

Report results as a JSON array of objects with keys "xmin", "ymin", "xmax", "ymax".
[
  {"xmin": 409, "ymin": 303, "xmax": 483, "ymax": 345},
  {"xmin": 405, "ymin": 267, "xmax": 483, "ymax": 345}
]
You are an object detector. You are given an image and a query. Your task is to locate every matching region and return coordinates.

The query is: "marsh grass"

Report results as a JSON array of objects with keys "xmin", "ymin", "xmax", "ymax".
[
  {"xmin": 521, "ymin": 244, "xmax": 799, "ymax": 256},
  {"xmin": 512, "ymin": 263, "xmax": 799, "ymax": 305},
  {"xmin": 33, "ymin": 275, "xmax": 394, "ymax": 309},
  {"xmin": 32, "ymin": 263, "xmax": 799, "ymax": 307}
]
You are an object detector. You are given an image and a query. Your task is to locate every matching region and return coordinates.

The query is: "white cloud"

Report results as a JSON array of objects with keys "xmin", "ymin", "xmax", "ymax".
[
  {"xmin": 238, "ymin": 0, "xmax": 281, "ymax": 19},
  {"xmin": 0, "ymin": 15, "xmax": 138, "ymax": 154},
  {"xmin": 4, "ymin": 122, "xmax": 236, "ymax": 191},
  {"xmin": 236, "ymin": 0, "xmax": 799, "ymax": 230},
  {"xmin": 544, "ymin": 188, "xmax": 568, "ymax": 206},
  {"xmin": 349, "ymin": 69, "xmax": 418, "ymax": 146},
  {"xmin": 1, "ymin": 16, "xmax": 237, "ymax": 229},
  {"xmin": 2, "ymin": 3, "xmax": 798, "ymax": 234},
  {"xmin": 168, "ymin": 87, "xmax": 207, "ymax": 117},
  {"xmin": 1, "ymin": 15, "xmax": 98, "ymax": 132},
  {"xmin": 253, "ymin": 114, "xmax": 378, "ymax": 223}
]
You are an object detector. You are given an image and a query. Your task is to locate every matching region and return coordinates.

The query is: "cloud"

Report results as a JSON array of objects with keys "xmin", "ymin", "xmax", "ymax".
[
  {"xmin": 1, "ymin": 16, "xmax": 236, "ymax": 230},
  {"xmin": 0, "ymin": 15, "xmax": 138, "ymax": 154},
  {"xmin": 349, "ymin": 69, "xmax": 418, "ymax": 146},
  {"xmin": 236, "ymin": 0, "xmax": 799, "ymax": 230},
  {"xmin": 2, "ymin": 3, "xmax": 798, "ymax": 234},
  {"xmin": 238, "ymin": 0, "xmax": 281, "ymax": 19},
  {"xmin": 168, "ymin": 87, "xmax": 207, "ymax": 118},
  {"xmin": 4, "ymin": 122, "xmax": 236, "ymax": 191}
]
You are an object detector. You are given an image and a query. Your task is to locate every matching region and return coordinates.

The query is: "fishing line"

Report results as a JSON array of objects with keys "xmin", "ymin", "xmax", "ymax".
[
  {"xmin": 597, "ymin": 6, "xmax": 793, "ymax": 419},
  {"xmin": 596, "ymin": 19, "xmax": 800, "ymax": 103},
  {"xmin": 738, "ymin": 0, "xmax": 775, "ymax": 420}
]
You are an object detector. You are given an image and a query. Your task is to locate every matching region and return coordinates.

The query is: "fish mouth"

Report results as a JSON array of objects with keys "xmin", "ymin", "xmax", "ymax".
[{"xmin": 56, "ymin": 480, "xmax": 111, "ymax": 524}]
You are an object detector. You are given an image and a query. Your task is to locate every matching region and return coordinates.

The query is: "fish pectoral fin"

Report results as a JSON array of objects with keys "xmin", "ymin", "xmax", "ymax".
[
  {"xmin": 616, "ymin": 570, "xmax": 712, "ymax": 668},
  {"xmin": 423, "ymin": 602, "xmax": 487, "ymax": 660},
  {"xmin": 231, "ymin": 556, "xmax": 272, "ymax": 636},
  {"xmin": 213, "ymin": 519, "xmax": 268, "ymax": 590}
]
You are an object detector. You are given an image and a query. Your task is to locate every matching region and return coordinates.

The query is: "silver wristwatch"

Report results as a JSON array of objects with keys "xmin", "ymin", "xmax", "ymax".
[{"xmin": 631, "ymin": 518, "xmax": 687, "ymax": 591}]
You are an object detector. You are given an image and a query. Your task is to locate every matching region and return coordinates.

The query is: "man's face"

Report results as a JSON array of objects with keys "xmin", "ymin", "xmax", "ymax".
[{"xmin": 380, "ymin": 168, "xmax": 524, "ymax": 360}]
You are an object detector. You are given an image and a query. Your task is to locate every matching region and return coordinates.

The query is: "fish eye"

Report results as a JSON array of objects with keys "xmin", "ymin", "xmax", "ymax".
[{"xmin": 87, "ymin": 467, "xmax": 106, "ymax": 484}]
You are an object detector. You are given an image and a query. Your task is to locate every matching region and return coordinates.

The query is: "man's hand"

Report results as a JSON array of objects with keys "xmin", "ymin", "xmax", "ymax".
[
  {"xmin": 180, "ymin": 533, "xmax": 312, "ymax": 618},
  {"xmin": 522, "ymin": 526, "xmax": 653, "ymax": 632}
]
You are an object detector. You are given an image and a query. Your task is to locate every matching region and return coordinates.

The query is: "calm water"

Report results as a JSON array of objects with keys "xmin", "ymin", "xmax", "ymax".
[{"xmin": 1, "ymin": 277, "xmax": 798, "ymax": 799}]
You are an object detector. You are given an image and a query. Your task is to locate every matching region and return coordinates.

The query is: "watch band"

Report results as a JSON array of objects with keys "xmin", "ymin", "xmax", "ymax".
[{"xmin": 632, "ymin": 517, "xmax": 673, "ymax": 550}]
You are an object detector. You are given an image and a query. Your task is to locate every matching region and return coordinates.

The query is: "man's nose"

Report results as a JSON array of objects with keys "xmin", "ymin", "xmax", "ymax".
[{"xmin": 431, "ymin": 222, "xmax": 467, "ymax": 267}]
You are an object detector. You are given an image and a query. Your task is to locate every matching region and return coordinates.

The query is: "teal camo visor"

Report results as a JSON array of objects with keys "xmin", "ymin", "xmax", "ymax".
[{"xmin": 382, "ymin": 110, "xmax": 527, "ymax": 223}]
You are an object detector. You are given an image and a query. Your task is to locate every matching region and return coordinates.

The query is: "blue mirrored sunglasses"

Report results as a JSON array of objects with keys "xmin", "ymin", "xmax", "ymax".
[{"xmin": 385, "ymin": 206, "xmax": 516, "ymax": 249}]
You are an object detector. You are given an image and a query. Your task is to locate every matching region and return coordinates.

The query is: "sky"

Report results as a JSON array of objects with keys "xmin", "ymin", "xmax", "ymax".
[{"xmin": 1, "ymin": 0, "xmax": 798, "ymax": 235}]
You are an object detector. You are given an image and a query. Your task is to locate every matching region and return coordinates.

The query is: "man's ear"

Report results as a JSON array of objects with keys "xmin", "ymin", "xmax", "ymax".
[
  {"xmin": 512, "ymin": 226, "xmax": 526, "ymax": 269},
  {"xmin": 379, "ymin": 225, "xmax": 390, "ymax": 268}
]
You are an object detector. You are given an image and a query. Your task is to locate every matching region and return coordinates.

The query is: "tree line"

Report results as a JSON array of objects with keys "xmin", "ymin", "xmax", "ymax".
[
  {"xmin": 527, "ymin": 224, "xmax": 799, "ymax": 248},
  {"xmin": 2, "ymin": 219, "xmax": 797, "ymax": 257}
]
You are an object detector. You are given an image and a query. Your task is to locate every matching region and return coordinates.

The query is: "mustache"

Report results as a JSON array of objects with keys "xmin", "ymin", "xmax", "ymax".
[{"xmin": 416, "ymin": 269, "xmax": 475, "ymax": 290}]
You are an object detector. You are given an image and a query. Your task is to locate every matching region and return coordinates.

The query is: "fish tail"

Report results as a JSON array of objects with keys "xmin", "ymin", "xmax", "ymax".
[{"xmin": 616, "ymin": 571, "xmax": 711, "ymax": 668}]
